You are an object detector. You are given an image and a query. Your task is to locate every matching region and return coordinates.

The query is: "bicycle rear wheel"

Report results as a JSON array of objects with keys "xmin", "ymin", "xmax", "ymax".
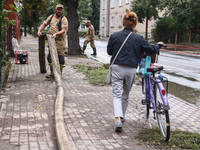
[{"xmin": 155, "ymin": 84, "xmax": 170, "ymax": 141}]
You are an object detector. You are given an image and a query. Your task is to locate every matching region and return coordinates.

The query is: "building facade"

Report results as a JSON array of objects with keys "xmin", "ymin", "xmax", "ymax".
[
  {"xmin": 4, "ymin": 0, "xmax": 21, "ymax": 42},
  {"xmin": 99, "ymin": 0, "xmax": 155, "ymax": 38},
  {"xmin": 4, "ymin": 0, "xmax": 21, "ymax": 56}
]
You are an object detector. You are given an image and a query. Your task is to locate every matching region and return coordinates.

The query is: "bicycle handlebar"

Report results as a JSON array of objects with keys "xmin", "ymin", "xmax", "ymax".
[
  {"xmin": 157, "ymin": 44, "xmax": 167, "ymax": 55},
  {"xmin": 159, "ymin": 44, "xmax": 167, "ymax": 48}
]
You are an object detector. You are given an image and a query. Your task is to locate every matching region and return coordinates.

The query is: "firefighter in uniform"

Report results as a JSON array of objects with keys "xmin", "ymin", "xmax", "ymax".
[
  {"xmin": 83, "ymin": 20, "xmax": 97, "ymax": 55},
  {"xmin": 37, "ymin": 4, "xmax": 68, "ymax": 78}
]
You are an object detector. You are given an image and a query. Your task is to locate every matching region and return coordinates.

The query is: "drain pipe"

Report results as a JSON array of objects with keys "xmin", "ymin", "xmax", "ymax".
[{"xmin": 106, "ymin": 0, "xmax": 110, "ymax": 37}]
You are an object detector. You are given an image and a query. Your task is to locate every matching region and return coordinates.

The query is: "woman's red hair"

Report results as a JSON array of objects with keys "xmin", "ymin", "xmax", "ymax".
[{"xmin": 123, "ymin": 10, "xmax": 138, "ymax": 30}]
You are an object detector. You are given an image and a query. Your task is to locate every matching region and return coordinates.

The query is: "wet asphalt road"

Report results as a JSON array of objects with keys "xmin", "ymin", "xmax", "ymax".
[{"xmin": 79, "ymin": 37, "xmax": 200, "ymax": 106}]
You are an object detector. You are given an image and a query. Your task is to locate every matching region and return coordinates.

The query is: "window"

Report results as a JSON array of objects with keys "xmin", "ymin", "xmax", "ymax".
[
  {"xmin": 110, "ymin": 16, "xmax": 115, "ymax": 27},
  {"xmin": 119, "ymin": 0, "xmax": 123, "ymax": 6},
  {"xmin": 102, "ymin": 17, "xmax": 105, "ymax": 28},
  {"xmin": 102, "ymin": 0, "xmax": 105, "ymax": 9},
  {"xmin": 111, "ymin": 0, "xmax": 115, "ymax": 8},
  {"xmin": 126, "ymin": 0, "xmax": 130, "ymax": 4},
  {"xmin": 118, "ymin": 15, "xmax": 122, "ymax": 27},
  {"xmin": 81, "ymin": 23, "xmax": 86, "ymax": 29}
]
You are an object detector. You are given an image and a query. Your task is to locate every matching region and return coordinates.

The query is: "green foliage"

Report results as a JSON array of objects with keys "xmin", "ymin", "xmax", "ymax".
[
  {"xmin": 131, "ymin": 0, "xmax": 159, "ymax": 23},
  {"xmin": 78, "ymin": 0, "xmax": 99, "ymax": 34},
  {"xmin": 137, "ymin": 127, "xmax": 200, "ymax": 149},
  {"xmin": 131, "ymin": 0, "xmax": 200, "ymax": 43},
  {"xmin": 160, "ymin": 0, "xmax": 200, "ymax": 43},
  {"xmin": 73, "ymin": 64, "xmax": 109, "ymax": 86},
  {"xmin": 79, "ymin": 31, "xmax": 87, "ymax": 36},
  {"xmin": 78, "ymin": 0, "xmax": 92, "ymax": 21},
  {"xmin": 187, "ymin": 0, "xmax": 200, "ymax": 31},
  {"xmin": 1, "ymin": 60, "xmax": 11, "ymax": 88},
  {"xmin": 0, "ymin": 0, "xmax": 6, "ymax": 49},
  {"xmin": 24, "ymin": 0, "xmax": 48, "ymax": 19},
  {"xmin": 41, "ymin": 29, "xmax": 49, "ymax": 35},
  {"xmin": 19, "ymin": 0, "xmax": 50, "ymax": 36},
  {"xmin": 152, "ymin": 16, "xmax": 177, "ymax": 43},
  {"xmin": 131, "ymin": 0, "xmax": 160, "ymax": 39},
  {"xmin": 88, "ymin": 0, "xmax": 100, "ymax": 34},
  {"xmin": 1, "ymin": 2, "xmax": 18, "ymax": 39},
  {"xmin": 9, "ymin": 3, "xmax": 22, "ymax": 13},
  {"xmin": 41, "ymin": 2, "xmax": 56, "ymax": 21},
  {"xmin": 0, "ymin": 1, "xmax": 17, "ymax": 65}
]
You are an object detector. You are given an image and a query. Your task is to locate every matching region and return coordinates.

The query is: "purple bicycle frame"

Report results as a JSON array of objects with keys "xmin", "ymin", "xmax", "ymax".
[{"xmin": 144, "ymin": 75, "xmax": 169, "ymax": 111}]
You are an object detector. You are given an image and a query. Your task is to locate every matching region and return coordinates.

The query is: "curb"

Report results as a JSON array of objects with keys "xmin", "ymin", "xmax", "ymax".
[{"xmin": 161, "ymin": 49, "xmax": 200, "ymax": 56}]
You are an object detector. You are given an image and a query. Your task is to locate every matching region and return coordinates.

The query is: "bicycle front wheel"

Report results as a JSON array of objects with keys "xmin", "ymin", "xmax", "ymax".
[{"xmin": 155, "ymin": 84, "xmax": 170, "ymax": 141}]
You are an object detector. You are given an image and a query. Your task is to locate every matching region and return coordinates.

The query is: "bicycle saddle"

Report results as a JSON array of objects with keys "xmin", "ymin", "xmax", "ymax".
[{"xmin": 147, "ymin": 65, "xmax": 163, "ymax": 73}]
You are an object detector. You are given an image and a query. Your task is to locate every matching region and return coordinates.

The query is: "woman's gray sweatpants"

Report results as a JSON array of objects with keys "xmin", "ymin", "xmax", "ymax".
[{"xmin": 111, "ymin": 64, "xmax": 136, "ymax": 118}]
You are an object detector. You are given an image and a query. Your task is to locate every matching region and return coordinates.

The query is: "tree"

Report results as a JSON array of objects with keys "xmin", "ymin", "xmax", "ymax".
[
  {"xmin": 152, "ymin": 16, "xmax": 176, "ymax": 43},
  {"xmin": 59, "ymin": 0, "xmax": 99, "ymax": 55},
  {"xmin": 161, "ymin": 0, "xmax": 189, "ymax": 43},
  {"xmin": 78, "ymin": 0, "xmax": 92, "ymax": 21},
  {"xmin": 20, "ymin": 0, "xmax": 49, "ymax": 37},
  {"xmin": 62, "ymin": 0, "xmax": 82, "ymax": 55},
  {"xmin": 188, "ymin": 0, "xmax": 200, "ymax": 42},
  {"xmin": 0, "ymin": 0, "xmax": 5, "ymax": 52},
  {"xmin": 89, "ymin": 0, "xmax": 100, "ymax": 34},
  {"xmin": 131, "ymin": 0, "xmax": 160, "ymax": 39},
  {"xmin": 161, "ymin": 0, "xmax": 200, "ymax": 43}
]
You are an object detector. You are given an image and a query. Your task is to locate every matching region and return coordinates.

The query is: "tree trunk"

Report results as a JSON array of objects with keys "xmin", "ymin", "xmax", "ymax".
[
  {"xmin": 145, "ymin": 17, "xmax": 148, "ymax": 39},
  {"xmin": 189, "ymin": 29, "xmax": 191, "ymax": 43},
  {"xmin": 33, "ymin": 15, "xmax": 38, "ymax": 37},
  {"xmin": 175, "ymin": 32, "xmax": 178, "ymax": 44},
  {"xmin": 24, "ymin": 7, "xmax": 27, "ymax": 37},
  {"xmin": 32, "ymin": 13, "xmax": 38, "ymax": 37},
  {"xmin": 28, "ymin": 26, "xmax": 32, "ymax": 34},
  {"xmin": 65, "ymin": 0, "xmax": 82, "ymax": 55},
  {"xmin": 33, "ymin": 22, "xmax": 37, "ymax": 37}
]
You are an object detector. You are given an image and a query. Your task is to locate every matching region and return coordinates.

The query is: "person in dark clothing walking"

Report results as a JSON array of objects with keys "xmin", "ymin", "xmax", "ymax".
[{"xmin": 107, "ymin": 10, "xmax": 165, "ymax": 132}]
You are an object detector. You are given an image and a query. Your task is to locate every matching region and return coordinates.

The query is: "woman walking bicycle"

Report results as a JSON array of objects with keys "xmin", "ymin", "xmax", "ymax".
[{"xmin": 107, "ymin": 10, "xmax": 165, "ymax": 132}]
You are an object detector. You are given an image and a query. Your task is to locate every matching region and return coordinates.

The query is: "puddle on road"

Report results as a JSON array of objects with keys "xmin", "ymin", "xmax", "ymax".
[
  {"xmin": 163, "ymin": 71, "xmax": 198, "ymax": 82},
  {"xmin": 168, "ymin": 81, "xmax": 200, "ymax": 107}
]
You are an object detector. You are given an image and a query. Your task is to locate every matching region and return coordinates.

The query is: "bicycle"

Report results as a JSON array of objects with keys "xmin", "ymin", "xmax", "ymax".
[{"xmin": 138, "ymin": 46, "xmax": 170, "ymax": 141}]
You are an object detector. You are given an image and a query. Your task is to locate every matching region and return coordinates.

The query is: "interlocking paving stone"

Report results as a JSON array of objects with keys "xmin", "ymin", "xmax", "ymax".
[{"xmin": 0, "ymin": 35, "xmax": 200, "ymax": 149}]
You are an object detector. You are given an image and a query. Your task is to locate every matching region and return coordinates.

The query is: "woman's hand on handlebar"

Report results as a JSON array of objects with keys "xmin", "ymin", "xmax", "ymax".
[
  {"xmin": 157, "ymin": 41, "xmax": 167, "ymax": 48},
  {"xmin": 156, "ymin": 41, "xmax": 167, "ymax": 55}
]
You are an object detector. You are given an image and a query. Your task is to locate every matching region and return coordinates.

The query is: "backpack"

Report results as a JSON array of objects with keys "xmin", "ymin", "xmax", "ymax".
[{"xmin": 49, "ymin": 14, "xmax": 64, "ymax": 31}]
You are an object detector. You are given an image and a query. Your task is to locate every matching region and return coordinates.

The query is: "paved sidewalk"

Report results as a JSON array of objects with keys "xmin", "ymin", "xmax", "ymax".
[{"xmin": 0, "ymin": 35, "xmax": 200, "ymax": 150}]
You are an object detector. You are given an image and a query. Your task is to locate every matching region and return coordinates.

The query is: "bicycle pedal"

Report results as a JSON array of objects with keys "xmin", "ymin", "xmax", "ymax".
[{"xmin": 141, "ymin": 99, "xmax": 150, "ymax": 105}]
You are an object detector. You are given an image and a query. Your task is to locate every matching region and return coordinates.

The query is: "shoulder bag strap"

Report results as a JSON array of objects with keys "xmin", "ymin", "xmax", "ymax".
[{"xmin": 110, "ymin": 32, "xmax": 133, "ymax": 66}]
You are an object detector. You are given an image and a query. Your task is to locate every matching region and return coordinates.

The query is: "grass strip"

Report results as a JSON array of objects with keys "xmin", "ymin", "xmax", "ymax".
[
  {"xmin": 137, "ymin": 127, "xmax": 200, "ymax": 149},
  {"xmin": 73, "ymin": 64, "xmax": 109, "ymax": 86}
]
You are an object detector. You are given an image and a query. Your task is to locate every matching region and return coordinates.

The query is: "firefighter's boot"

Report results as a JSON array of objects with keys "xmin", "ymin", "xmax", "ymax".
[
  {"xmin": 60, "ymin": 64, "xmax": 65, "ymax": 74},
  {"xmin": 91, "ymin": 48, "xmax": 97, "ymax": 55},
  {"xmin": 82, "ymin": 46, "xmax": 86, "ymax": 53},
  {"xmin": 46, "ymin": 66, "xmax": 54, "ymax": 78}
]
